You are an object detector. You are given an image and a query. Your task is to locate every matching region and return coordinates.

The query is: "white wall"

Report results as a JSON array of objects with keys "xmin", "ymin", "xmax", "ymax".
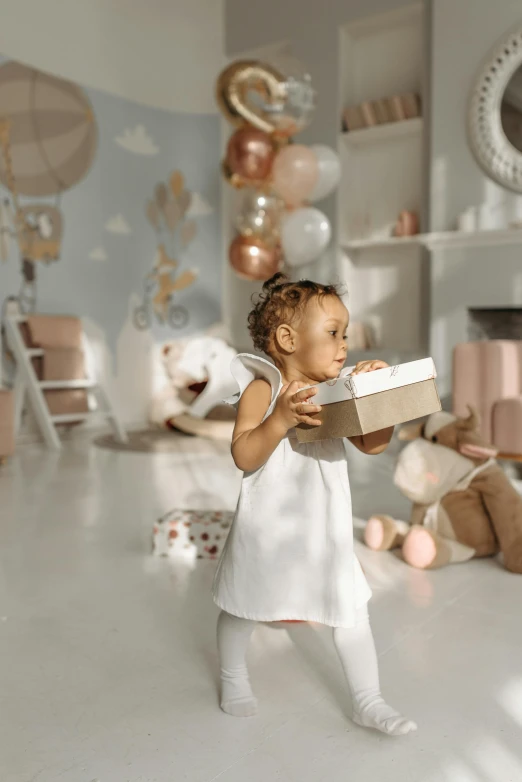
[
  {"xmin": 430, "ymin": 0, "xmax": 522, "ymax": 231},
  {"xmin": 224, "ymin": 0, "xmax": 522, "ymax": 233},
  {"xmin": 429, "ymin": 0, "xmax": 522, "ymax": 402},
  {"xmin": 222, "ymin": 0, "xmax": 423, "ymax": 351},
  {"xmin": 223, "ymin": 0, "xmax": 522, "ymax": 381},
  {"xmin": 0, "ymin": 0, "xmax": 225, "ymax": 431},
  {"xmin": 0, "ymin": 0, "xmax": 224, "ymax": 113},
  {"xmin": 224, "ymin": 0, "xmax": 420, "ymax": 256},
  {"xmin": 225, "ymin": 0, "xmax": 421, "ymax": 57}
]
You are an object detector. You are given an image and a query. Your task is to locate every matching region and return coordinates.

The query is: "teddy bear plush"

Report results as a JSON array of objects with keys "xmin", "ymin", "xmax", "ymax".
[
  {"xmin": 149, "ymin": 325, "xmax": 237, "ymax": 439},
  {"xmin": 364, "ymin": 409, "xmax": 522, "ymax": 574}
]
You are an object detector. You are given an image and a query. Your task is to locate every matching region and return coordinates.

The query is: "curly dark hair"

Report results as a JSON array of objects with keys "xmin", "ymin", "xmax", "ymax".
[{"xmin": 248, "ymin": 273, "xmax": 343, "ymax": 356}]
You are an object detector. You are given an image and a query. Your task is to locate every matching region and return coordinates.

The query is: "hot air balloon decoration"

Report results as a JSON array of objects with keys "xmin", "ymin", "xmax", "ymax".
[{"xmin": 0, "ymin": 61, "xmax": 98, "ymax": 311}]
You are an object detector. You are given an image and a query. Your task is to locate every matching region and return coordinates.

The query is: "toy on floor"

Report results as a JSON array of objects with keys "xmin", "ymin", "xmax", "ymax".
[
  {"xmin": 149, "ymin": 326, "xmax": 238, "ymax": 440},
  {"xmin": 153, "ymin": 509, "xmax": 233, "ymax": 559},
  {"xmin": 152, "ymin": 508, "xmax": 303, "ymax": 625},
  {"xmin": 364, "ymin": 408, "xmax": 522, "ymax": 573}
]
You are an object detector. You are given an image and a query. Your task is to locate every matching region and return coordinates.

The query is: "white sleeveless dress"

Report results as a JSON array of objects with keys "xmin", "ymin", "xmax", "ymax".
[{"xmin": 212, "ymin": 354, "xmax": 371, "ymax": 628}]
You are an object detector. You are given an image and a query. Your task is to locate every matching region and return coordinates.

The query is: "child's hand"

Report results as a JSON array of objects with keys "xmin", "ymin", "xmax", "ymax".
[
  {"xmin": 272, "ymin": 381, "xmax": 322, "ymax": 431},
  {"xmin": 351, "ymin": 359, "xmax": 389, "ymax": 375}
]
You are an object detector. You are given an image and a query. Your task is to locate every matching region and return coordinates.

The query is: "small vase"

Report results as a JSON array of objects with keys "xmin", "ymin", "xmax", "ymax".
[{"xmin": 394, "ymin": 210, "xmax": 419, "ymax": 237}]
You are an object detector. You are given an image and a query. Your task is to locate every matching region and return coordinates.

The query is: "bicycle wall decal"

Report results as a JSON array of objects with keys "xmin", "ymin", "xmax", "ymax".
[{"xmin": 134, "ymin": 170, "xmax": 200, "ymax": 331}]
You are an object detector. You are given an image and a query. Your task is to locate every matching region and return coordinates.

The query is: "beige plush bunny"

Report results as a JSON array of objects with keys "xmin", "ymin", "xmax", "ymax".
[{"xmin": 364, "ymin": 409, "xmax": 522, "ymax": 573}]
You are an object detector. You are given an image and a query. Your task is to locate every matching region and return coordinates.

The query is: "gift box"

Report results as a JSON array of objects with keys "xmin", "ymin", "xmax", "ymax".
[
  {"xmin": 152, "ymin": 509, "xmax": 233, "ymax": 559},
  {"xmin": 296, "ymin": 358, "xmax": 441, "ymax": 443}
]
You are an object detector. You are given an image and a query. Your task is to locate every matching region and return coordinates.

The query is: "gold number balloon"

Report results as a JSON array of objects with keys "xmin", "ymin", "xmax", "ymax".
[
  {"xmin": 216, "ymin": 60, "xmax": 315, "ymax": 138},
  {"xmin": 217, "ymin": 60, "xmax": 285, "ymax": 134}
]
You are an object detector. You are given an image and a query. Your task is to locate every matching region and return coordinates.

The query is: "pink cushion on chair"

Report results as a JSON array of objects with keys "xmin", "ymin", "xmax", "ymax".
[
  {"xmin": 0, "ymin": 389, "xmax": 15, "ymax": 458},
  {"xmin": 493, "ymin": 398, "xmax": 522, "ymax": 454},
  {"xmin": 453, "ymin": 340, "xmax": 522, "ymax": 450},
  {"xmin": 453, "ymin": 342, "xmax": 486, "ymax": 432}
]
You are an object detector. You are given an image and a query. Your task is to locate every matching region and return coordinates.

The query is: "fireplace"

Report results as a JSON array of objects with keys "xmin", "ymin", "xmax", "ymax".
[
  {"xmin": 429, "ymin": 247, "xmax": 522, "ymax": 400},
  {"xmin": 468, "ymin": 308, "xmax": 522, "ymax": 341}
]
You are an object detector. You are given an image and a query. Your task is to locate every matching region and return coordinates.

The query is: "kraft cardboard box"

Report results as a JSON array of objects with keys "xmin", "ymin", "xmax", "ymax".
[{"xmin": 296, "ymin": 358, "xmax": 441, "ymax": 443}]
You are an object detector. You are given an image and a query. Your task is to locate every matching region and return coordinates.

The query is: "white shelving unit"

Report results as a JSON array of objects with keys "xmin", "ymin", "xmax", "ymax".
[
  {"xmin": 423, "ymin": 228, "xmax": 522, "ymax": 250},
  {"xmin": 343, "ymin": 235, "xmax": 422, "ymax": 252},
  {"xmin": 343, "ymin": 228, "xmax": 522, "ymax": 254},
  {"xmin": 340, "ymin": 117, "xmax": 423, "ymax": 147},
  {"xmin": 337, "ymin": 4, "xmax": 426, "ymax": 357}
]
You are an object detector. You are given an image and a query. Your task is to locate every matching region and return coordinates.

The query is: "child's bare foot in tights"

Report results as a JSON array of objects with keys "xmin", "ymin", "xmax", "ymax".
[
  {"xmin": 352, "ymin": 692, "xmax": 417, "ymax": 736},
  {"xmin": 217, "ymin": 611, "xmax": 258, "ymax": 718},
  {"xmin": 220, "ymin": 672, "xmax": 258, "ymax": 717},
  {"xmin": 333, "ymin": 608, "xmax": 417, "ymax": 738}
]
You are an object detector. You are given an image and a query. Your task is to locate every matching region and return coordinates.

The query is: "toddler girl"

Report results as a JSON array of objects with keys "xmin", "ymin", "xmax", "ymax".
[{"xmin": 212, "ymin": 273, "xmax": 416, "ymax": 737}]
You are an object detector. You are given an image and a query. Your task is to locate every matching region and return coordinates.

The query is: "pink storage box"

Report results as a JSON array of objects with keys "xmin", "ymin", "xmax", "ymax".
[{"xmin": 453, "ymin": 340, "xmax": 522, "ymax": 455}]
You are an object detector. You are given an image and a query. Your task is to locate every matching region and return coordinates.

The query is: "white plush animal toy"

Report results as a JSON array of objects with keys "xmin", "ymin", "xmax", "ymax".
[{"xmin": 149, "ymin": 331, "xmax": 237, "ymax": 440}]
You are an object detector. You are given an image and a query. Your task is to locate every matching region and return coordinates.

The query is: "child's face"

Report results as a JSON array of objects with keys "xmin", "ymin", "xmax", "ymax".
[{"xmin": 293, "ymin": 295, "xmax": 349, "ymax": 382}]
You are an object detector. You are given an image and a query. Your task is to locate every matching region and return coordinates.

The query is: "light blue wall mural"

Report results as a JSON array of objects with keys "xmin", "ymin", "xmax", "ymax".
[{"xmin": 0, "ymin": 56, "xmax": 221, "ymax": 362}]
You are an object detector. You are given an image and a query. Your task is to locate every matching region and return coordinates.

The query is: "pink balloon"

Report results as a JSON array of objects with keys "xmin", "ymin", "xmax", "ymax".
[{"xmin": 272, "ymin": 145, "xmax": 319, "ymax": 207}]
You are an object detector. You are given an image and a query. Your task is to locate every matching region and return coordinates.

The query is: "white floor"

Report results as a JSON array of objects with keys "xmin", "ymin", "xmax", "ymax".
[{"xmin": 1, "ymin": 435, "xmax": 522, "ymax": 782}]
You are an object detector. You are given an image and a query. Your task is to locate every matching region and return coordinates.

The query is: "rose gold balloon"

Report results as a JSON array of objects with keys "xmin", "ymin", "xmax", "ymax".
[
  {"xmin": 221, "ymin": 160, "xmax": 245, "ymax": 189},
  {"xmin": 272, "ymin": 144, "xmax": 319, "ymax": 207},
  {"xmin": 226, "ymin": 128, "xmax": 275, "ymax": 184},
  {"xmin": 229, "ymin": 235, "xmax": 281, "ymax": 281}
]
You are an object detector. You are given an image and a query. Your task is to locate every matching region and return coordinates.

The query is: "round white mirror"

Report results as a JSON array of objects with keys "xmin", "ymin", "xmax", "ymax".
[
  {"xmin": 501, "ymin": 65, "xmax": 522, "ymax": 154},
  {"xmin": 468, "ymin": 27, "xmax": 522, "ymax": 193}
]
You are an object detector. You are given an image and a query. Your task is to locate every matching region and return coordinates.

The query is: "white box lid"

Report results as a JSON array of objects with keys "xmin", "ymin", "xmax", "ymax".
[{"xmin": 309, "ymin": 358, "xmax": 437, "ymax": 405}]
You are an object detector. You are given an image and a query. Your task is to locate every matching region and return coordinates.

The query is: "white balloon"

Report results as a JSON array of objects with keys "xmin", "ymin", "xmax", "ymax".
[
  {"xmin": 309, "ymin": 145, "xmax": 341, "ymax": 202},
  {"xmin": 281, "ymin": 207, "xmax": 331, "ymax": 267}
]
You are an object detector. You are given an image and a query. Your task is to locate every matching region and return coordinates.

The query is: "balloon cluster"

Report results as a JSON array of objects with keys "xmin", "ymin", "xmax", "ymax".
[{"xmin": 216, "ymin": 59, "xmax": 341, "ymax": 281}]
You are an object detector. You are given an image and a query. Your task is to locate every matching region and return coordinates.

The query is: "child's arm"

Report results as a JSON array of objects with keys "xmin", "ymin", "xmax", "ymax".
[
  {"xmin": 347, "ymin": 359, "xmax": 394, "ymax": 455},
  {"xmin": 232, "ymin": 379, "xmax": 321, "ymax": 472},
  {"xmin": 231, "ymin": 380, "xmax": 283, "ymax": 472},
  {"xmin": 349, "ymin": 427, "xmax": 394, "ymax": 456}
]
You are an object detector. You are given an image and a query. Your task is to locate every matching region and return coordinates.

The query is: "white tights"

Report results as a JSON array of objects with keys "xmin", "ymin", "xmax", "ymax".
[{"xmin": 217, "ymin": 607, "xmax": 417, "ymax": 736}]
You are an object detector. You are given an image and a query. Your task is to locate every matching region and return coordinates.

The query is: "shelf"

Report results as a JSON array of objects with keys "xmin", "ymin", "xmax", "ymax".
[
  {"xmin": 342, "ymin": 228, "xmax": 522, "ymax": 253},
  {"xmin": 340, "ymin": 117, "xmax": 423, "ymax": 147},
  {"xmin": 342, "ymin": 235, "xmax": 422, "ymax": 252},
  {"xmin": 423, "ymin": 228, "xmax": 522, "ymax": 250}
]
